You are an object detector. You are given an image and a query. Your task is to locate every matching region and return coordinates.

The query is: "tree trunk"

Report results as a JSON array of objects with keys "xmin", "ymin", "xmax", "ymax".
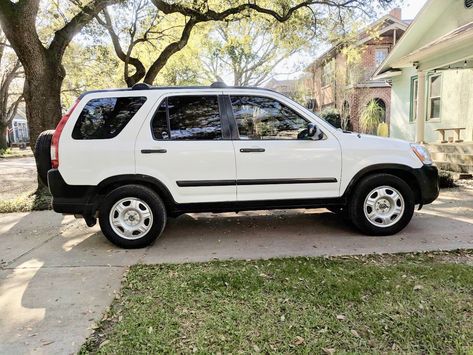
[
  {"xmin": 0, "ymin": 121, "xmax": 7, "ymax": 150},
  {"xmin": 23, "ymin": 59, "xmax": 64, "ymax": 153}
]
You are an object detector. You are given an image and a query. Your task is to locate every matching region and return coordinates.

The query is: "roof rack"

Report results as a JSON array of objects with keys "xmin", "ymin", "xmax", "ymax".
[
  {"xmin": 132, "ymin": 83, "xmax": 152, "ymax": 90},
  {"xmin": 210, "ymin": 81, "xmax": 227, "ymax": 88}
]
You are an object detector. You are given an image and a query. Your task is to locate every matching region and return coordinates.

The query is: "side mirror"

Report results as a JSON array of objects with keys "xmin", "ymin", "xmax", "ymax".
[{"xmin": 299, "ymin": 123, "xmax": 324, "ymax": 140}]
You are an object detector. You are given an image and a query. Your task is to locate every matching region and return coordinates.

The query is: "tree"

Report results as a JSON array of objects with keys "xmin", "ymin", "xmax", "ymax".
[
  {"xmin": 360, "ymin": 99, "xmax": 384, "ymax": 134},
  {"xmin": 201, "ymin": 15, "xmax": 314, "ymax": 86},
  {"xmin": 0, "ymin": 0, "xmax": 120, "ymax": 151},
  {"xmin": 0, "ymin": 29, "xmax": 23, "ymax": 149},
  {"xmin": 0, "ymin": 0, "xmax": 394, "ymax": 151}
]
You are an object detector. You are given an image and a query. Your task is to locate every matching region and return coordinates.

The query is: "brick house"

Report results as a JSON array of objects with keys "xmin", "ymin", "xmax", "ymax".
[{"xmin": 306, "ymin": 8, "xmax": 411, "ymax": 132}]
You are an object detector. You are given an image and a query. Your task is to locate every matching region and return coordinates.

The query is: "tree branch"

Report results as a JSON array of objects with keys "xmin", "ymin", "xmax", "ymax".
[{"xmin": 49, "ymin": 0, "xmax": 120, "ymax": 58}]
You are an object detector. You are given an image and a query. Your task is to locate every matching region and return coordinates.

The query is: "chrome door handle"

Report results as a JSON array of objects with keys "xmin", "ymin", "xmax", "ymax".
[
  {"xmin": 240, "ymin": 148, "xmax": 265, "ymax": 153},
  {"xmin": 141, "ymin": 149, "xmax": 167, "ymax": 154}
]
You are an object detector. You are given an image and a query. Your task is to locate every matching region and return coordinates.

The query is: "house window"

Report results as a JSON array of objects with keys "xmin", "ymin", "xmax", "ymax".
[
  {"xmin": 321, "ymin": 59, "xmax": 334, "ymax": 87},
  {"xmin": 409, "ymin": 76, "xmax": 418, "ymax": 122},
  {"xmin": 375, "ymin": 48, "xmax": 389, "ymax": 67},
  {"xmin": 427, "ymin": 74, "xmax": 442, "ymax": 120}
]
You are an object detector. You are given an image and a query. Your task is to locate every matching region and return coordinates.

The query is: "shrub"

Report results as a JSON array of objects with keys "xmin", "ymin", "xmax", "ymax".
[{"xmin": 439, "ymin": 170, "xmax": 456, "ymax": 189}]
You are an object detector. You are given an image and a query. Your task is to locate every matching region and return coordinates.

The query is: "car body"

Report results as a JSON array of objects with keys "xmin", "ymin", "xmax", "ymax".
[{"xmin": 40, "ymin": 83, "xmax": 439, "ymax": 248}]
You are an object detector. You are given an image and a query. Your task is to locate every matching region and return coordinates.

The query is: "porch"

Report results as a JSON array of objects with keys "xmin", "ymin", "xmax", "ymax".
[{"xmin": 427, "ymin": 142, "xmax": 473, "ymax": 174}]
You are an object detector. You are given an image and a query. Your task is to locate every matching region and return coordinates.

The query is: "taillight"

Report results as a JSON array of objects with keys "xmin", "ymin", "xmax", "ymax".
[{"xmin": 51, "ymin": 99, "xmax": 80, "ymax": 169}]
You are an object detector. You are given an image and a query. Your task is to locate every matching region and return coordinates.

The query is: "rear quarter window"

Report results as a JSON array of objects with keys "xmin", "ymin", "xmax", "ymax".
[{"xmin": 72, "ymin": 96, "xmax": 147, "ymax": 139}]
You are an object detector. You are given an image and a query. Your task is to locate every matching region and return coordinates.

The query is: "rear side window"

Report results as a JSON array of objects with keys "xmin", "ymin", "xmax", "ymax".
[
  {"xmin": 151, "ymin": 95, "xmax": 222, "ymax": 140},
  {"xmin": 72, "ymin": 96, "xmax": 147, "ymax": 139}
]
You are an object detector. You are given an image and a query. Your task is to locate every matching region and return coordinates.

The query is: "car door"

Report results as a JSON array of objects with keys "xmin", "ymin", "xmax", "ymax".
[
  {"xmin": 135, "ymin": 92, "xmax": 237, "ymax": 204},
  {"xmin": 226, "ymin": 93, "xmax": 342, "ymax": 201}
]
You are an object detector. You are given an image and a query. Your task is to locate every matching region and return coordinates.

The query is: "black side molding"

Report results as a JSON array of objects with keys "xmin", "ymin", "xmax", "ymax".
[{"xmin": 176, "ymin": 178, "xmax": 337, "ymax": 187}]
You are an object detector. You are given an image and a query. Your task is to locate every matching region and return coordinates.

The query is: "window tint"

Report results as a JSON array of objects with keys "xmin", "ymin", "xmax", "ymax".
[
  {"xmin": 72, "ymin": 97, "xmax": 146, "ymax": 139},
  {"xmin": 230, "ymin": 96, "xmax": 308, "ymax": 140},
  {"xmin": 151, "ymin": 96, "xmax": 222, "ymax": 140}
]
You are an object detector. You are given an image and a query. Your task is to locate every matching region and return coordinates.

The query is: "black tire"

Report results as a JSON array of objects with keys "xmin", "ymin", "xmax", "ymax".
[
  {"xmin": 34, "ymin": 130, "xmax": 55, "ymax": 186},
  {"xmin": 99, "ymin": 185, "xmax": 167, "ymax": 249},
  {"xmin": 348, "ymin": 174, "xmax": 415, "ymax": 236}
]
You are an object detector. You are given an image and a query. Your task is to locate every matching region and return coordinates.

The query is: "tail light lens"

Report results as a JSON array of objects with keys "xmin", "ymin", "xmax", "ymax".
[{"xmin": 51, "ymin": 99, "xmax": 80, "ymax": 169}]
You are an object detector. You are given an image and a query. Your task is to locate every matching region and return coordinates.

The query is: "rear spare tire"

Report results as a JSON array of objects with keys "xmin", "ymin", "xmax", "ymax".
[{"xmin": 34, "ymin": 130, "xmax": 54, "ymax": 187}]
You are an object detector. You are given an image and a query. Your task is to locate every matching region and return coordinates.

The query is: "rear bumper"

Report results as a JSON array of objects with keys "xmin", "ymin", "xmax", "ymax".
[
  {"xmin": 47, "ymin": 169, "xmax": 96, "ymax": 215},
  {"xmin": 413, "ymin": 164, "xmax": 439, "ymax": 205}
]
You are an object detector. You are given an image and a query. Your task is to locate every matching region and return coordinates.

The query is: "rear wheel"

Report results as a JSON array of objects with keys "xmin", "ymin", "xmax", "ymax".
[
  {"xmin": 34, "ymin": 130, "xmax": 54, "ymax": 186},
  {"xmin": 348, "ymin": 174, "xmax": 415, "ymax": 236},
  {"xmin": 99, "ymin": 185, "xmax": 166, "ymax": 248}
]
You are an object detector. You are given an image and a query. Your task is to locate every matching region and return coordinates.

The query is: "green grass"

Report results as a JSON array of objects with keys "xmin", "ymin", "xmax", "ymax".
[
  {"xmin": 0, "ymin": 189, "xmax": 51, "ymax": 213},
  {"xmin": 0, "ymin": 147, "xmax": 33, "ymax": 158},
  {"xmin": 81, "ymin": 252, "xmax": 473, "ymax": 354}
]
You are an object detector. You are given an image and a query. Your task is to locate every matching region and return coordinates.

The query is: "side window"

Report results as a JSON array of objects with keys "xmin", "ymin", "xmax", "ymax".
[
  {"xmin": 151, "ymin": 96, "xmax": 222, "ymax": 140},
  {"xmin": 230, "ymin": 96, "xmax": 309, "ymax": 140},
  {"xmin": 72, "ymin": 96, "xmax": 147, "ymax": 139}
]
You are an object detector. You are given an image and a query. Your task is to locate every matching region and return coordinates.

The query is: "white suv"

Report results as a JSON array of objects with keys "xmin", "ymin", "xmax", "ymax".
[{"xmin": 35, "ymin": 83, "xmax": 439, "ymax": 248}]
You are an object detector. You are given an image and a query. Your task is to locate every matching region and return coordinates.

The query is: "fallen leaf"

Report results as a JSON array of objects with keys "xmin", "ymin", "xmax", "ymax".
[
  {"xmin": 253, "ymin": 344, "xmax": 261, "ymax": 352},
  {"xmin": 294, "ymin": 336, "xmax": 305, "ymax": 345},
  {"xmin": 351, "ymin": 329, "xmax": 360, "ymax": 338},
  {"xmin": 336, "ymin": 314, "xmax": 346, "ymax": 320},
  {"xmin": 280, "ymin": 314, "xmax": 285, "ymax": 322},
  {"xmin": 413, "ymin": 285, "xmax": 423, "ymax": 291},
  {"xmin": 323, "ymin": 347, "xmax": 336, "ymax": 354},
  {"xmin": 99, "ymin": 340, "xmax": 109, "ymax": 348}
]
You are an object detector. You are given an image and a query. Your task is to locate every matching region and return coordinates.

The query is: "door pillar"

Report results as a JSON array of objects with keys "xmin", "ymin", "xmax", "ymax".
[{"xmin": 416, "ymin": 70, "xmax": 426, "ymax": 143}]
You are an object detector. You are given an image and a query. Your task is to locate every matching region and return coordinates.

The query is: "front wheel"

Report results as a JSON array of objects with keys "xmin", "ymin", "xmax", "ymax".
[
  {"xmin": 348, "ymin": 174, "xmax": 415, "ymax": 236},
  {"xmin": 99, "ymin": 185, "xmax": 166, "ymax": 248}
]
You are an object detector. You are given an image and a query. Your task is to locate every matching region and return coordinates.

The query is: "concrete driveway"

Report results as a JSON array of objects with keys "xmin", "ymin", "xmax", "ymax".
[{"xmin": 1, "ymin": 187, "xmax": 473, "ymax": 354}]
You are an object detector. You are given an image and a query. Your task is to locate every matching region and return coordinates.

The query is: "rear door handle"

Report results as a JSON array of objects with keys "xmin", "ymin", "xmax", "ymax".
[
  {"xmin": 240, "ymin": 148, "xmax": 265, "ymax": 153},
  {"xmin": 141, "ymin": 149, "xmax": 167, "ymax": 154}
]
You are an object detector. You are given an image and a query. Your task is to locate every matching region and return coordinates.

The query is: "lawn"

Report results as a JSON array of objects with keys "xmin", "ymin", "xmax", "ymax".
[{"xmin": 81, "ymin": 252, "xmax": 473, "ymax": 354}]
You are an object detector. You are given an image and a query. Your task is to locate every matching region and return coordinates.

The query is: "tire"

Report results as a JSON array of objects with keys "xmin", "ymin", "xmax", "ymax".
[
  {"xmin": 34, "ymin": 130, "xmax": 55, "ymax": 186},
  {"xmin": 99, "ymin": 185, "xmax": 167, "ymax": 248},
  {"xmin": 348, "ymin": 174, "xmax": 415, "ymax": 236}
]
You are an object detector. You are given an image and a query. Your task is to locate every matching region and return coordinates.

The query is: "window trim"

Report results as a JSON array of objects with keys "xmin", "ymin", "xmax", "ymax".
[
  {"xmin": 150, "ymin": 94, "xmax": 231, "ymax": 141},
  {"xmin": 227, "ymin": 94, "xmax": 319, "ymax": 141},
  {"xmin": 409, "ymin": 75, "xmax": 418, "ymax": 123},
  {"xmin": 426, "ymin": 73, "xmax": 442, "ymax": 122}
]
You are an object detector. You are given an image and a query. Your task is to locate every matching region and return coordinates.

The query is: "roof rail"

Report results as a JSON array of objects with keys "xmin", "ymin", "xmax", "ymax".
[
  {"xmin": 210, "ymin": 81, "xmax": 227, "ymax": 88},
  {"xmin": 132, "ymin": 83, "xmax": 152, "ymax": 90}
]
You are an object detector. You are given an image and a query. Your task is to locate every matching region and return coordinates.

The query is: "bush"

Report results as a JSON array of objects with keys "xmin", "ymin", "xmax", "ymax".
[
  {"xmin": 321, "ymin": 108, "xmax": 341, "ymax": 128},
  {"xmin": 439, "ymin": 170, "xmax": 456, "ymax": 189}
]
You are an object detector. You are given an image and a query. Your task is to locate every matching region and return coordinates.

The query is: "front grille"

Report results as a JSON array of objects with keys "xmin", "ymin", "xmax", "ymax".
[{"xmin": 466, "ymin": 0, "xmax": 473, "ymax": 9}]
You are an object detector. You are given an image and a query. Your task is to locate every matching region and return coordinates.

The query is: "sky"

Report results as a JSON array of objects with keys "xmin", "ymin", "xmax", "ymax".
[{"xmin": 272, "ymin": 0, "xmax": 428, "ymax": 82}]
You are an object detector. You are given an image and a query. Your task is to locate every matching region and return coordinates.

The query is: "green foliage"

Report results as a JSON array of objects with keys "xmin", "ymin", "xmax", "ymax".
[
  {"xmin": 439, "ymin": 171, "xmax": 456, "ymax": 189},
  {"xmin": 321, "ymin": 108, "xmax": 342, "ymax": 128},
  {"xmin": 81, "ymin": 252, "xmax": 473, "ymax": 353},
  {"xmin": 360, "ymin": 100, "xmax": 385, "ymax": 134}
]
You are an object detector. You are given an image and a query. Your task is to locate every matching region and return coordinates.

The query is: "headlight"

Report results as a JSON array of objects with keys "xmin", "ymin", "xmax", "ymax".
[{"xmin": 411, "ymin": 143, "xmax": 433, "ymax": 165}]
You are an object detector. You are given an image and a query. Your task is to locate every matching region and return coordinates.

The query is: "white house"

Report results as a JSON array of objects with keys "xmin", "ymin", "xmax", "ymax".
[
  {"xmin": 7, "ymin": 110, "xmax": 29, "ymax": 146},
  {"xmin": 374, "ymin": 0, "xmax": 473, "ymax": 173}
]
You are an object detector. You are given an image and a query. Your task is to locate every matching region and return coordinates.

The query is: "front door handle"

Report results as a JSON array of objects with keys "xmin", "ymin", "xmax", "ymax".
[
  {"xmin": 141, "ymin": 149, "xmax": 167, "ymax": 154},
  {"xmin": 240, "ymin": 148, "xmax": 265, "ymax": 153}
]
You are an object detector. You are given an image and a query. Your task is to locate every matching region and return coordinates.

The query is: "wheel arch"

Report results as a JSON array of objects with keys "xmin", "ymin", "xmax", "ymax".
[
  {"xmin": 94, "ymin": 174, "xmax": 176, "ymax": 212},
  {"xmin": 343, "ymin": 164, "xmax": 422, "ymax": 204}
]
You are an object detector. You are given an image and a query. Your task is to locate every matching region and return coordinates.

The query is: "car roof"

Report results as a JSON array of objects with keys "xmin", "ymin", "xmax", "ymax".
[{"xmin": 78, "ymin": 82, "xmax": 281, "ymax": 99}]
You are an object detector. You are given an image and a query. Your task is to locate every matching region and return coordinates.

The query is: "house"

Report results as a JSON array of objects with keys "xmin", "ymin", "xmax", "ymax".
[
  {"xmin": 307, "ymin": 8, "xmax": 410, "ymax": 130},
  {"xmin": 264, "ymin": 78, "xmax": 301, "ymax": 99},
  {"xmin": 374, "ymin": 0, "xmax": 473, "ymax": 173},
  {"xmin": 6, "ymin": 110, "xmax": 29, "ymax": 146}
]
